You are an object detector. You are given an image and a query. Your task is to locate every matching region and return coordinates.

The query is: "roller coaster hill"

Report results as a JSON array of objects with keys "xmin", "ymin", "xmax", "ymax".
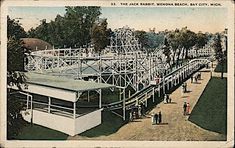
[
  {"xmin": 10, "ymin": 26, "xmax": 218, "ymax": 136},
  {"xmin": 24, "ymin": 26, "xmax": 215, "ymax": 119}
]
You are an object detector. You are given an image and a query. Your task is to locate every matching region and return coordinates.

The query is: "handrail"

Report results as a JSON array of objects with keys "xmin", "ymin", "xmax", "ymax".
[
  {"xmin": 106, "ymin": 58, "xmax": 209, "ymax": 110},
  {"xmin": 32, "ymin": 100, "xmax": 74, "ymax": 111}
]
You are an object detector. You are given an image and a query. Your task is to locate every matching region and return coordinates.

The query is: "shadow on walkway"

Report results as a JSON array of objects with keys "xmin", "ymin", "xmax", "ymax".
[{"xmin": 80, "ymin": 111, "xmax": 126, "ymax": 137}]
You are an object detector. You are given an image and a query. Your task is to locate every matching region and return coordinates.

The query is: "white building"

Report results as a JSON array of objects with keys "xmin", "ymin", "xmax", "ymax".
[{"xmin": 10, "ymin": 72, "xmax": 115, "ymax": 136}]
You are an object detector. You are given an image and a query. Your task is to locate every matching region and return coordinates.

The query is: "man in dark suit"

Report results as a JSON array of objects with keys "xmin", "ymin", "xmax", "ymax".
[
  {"xmin": 158, "ymin": 111, "xmax": 162, "ymax": 124},
  {"xmin": 154, "ymin": 113, "xmax": 158, "ymax": 125}
]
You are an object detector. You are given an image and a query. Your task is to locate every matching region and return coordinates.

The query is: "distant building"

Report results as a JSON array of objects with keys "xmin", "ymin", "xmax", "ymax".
[{"xmin": 21, "ymin": 38, "xmax": 52, "ymax": 52}]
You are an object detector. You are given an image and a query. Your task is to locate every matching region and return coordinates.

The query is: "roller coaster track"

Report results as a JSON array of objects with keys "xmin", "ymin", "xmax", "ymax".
[{"xmin": 104, "ymin": 58, "xmax": 211, "ymax": 111}]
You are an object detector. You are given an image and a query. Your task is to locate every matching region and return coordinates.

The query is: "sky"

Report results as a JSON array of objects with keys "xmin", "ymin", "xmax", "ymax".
[{"xmin": 8, "ymin": 6, "xmax": 227, "ymax": 33}]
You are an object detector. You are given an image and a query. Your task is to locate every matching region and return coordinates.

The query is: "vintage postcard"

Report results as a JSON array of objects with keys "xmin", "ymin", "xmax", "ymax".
[{"xmin": 0, "ymin": 0, "xmax": 234, "ymax": 147}]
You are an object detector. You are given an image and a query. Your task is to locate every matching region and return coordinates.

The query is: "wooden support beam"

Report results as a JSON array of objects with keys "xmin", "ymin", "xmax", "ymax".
[
  {"xmin": 163, "ymin": 77, "xmax": 165, "ymax": 94},
  {"xmin": 152, "ymin": 87, "xmax": 155, "ymax": 102},
  {"xmin": 167, "ymin": 80, "xmax": 170, "ymax": 90},
  {"xmin": 158, "ymin": 84, "xmax": 161, "ymax": 97},
  {"xmin": 123, "ymin": 89, "xmax": 126, "ymax": 121},
  {"xmin": 145, "ymin": 97, "xmax": 148, "ymax": 108},
  {"xmin": 119, "ymin": 89, "xmax": 122, "ymax": 101},
  {"xmin": 48, "ymin": 97, "xmax": 51, "ymax": 113},
  {"xmin": 99, "ymin": 89, "xmax": 102, "ymax": 108},
  {"xmin": 30, "ymin": 95, "xmax": 33, "ymax": 124},
  {"xmin": 26, "ymin": 94, "xmax": 29, "ymax": 109},
  {"xmin": 73, "ymin": 102, "xmax": 76, "ymax": 119}
]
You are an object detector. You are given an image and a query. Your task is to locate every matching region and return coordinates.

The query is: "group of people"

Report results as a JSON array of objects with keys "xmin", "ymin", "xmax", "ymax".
[
  {"xmin": 183, "ymin": 102, "xmax": 190, "ymax": 115},
  {"xmin": 129, "ymin": 104, "xmax": 147, "ymax": 121},
  {"xmin": 190, "ymin": 72, "xmax": 201, "ymax": 83},
  {"xmin": 152, "ymin": 111, "xmax": 162, "ymax": 125},
  {"xmin": 163, "ymin": 94, "xmax": 171, "ymax": 104}
]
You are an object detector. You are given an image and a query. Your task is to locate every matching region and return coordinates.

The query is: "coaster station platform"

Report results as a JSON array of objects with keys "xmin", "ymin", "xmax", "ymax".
[{"xmin": 10, "ymin": 72, "xmax": 115, "ymax": 136}]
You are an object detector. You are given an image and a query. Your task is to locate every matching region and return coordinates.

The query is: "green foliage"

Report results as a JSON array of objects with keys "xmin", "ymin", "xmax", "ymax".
[
  {"xmin": 7, "ymin": 37, "xmax": 25, "ymax": 72},
  {"xmin": 162, "ymin": 38, "xmax": 171, "ymax": 66},
  {"xmin": 167, "ymin": 28, "xmax": 182, "ymax": 64},
  {"xmin": 7, "ymin": 16, "xmax": 28, "ymax": 87},
  {"xmin": 196, "ymin": 32, "xmax": 208, "ymax": 48},
  {"xmin": 7, "ymin": 16, "xmax": 28, "ymax": 139},
  {"xmin": 91, "ymin": 18, "xmax": 111, "ymax": 53},
  {"xmin": 167, "ymin": 29, "xmax": 180, "ymax": 51},
  {"xmin": 7, "ymin": 93, "xmax": 27, "ymax": 139},
  {"xmin": 213, "ymin": 33, "xmax": 226, "ymax": 78},
  {"xmin": 166, "ymin": 27, "xmax": 202, "ymax": 64},
  {"xmin": 7, "ymin": 16, "xmax": 28, "ymax": 72},
  {"xmin": 7, "ymin": 16, "xmax": 27, "ymax": 40},
  {"xmin": 146, "ymin": 32, "xmax": 165, "ymax": 49},
  {"xmin": 28, "ymin": 6, "xmax": 102, "ymax": 49},
  {"xmin": 214, "ymin": 60, "xmax": 227, "ymax": 73},
  {"xmin": 179, "ymin": 27, "xmax": 197, "ymax": 53},
  {"xmin": 135, "ymin": 30, "xmax": 164, "ymax": 52},
  {"xmin": 135, "ymin": 30, "xmax": 148, "ymax": 49},
  {"xmin": 213, "ymin": 34, "xmax": 224, "ymax": 62}
]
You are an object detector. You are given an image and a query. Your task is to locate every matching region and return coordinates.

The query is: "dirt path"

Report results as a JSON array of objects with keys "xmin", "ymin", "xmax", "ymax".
[{"xmin": 68, "ymin": 68, "xmax": 225, "ymax": 141}]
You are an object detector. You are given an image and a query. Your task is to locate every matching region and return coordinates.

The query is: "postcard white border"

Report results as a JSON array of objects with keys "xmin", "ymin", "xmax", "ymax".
[{"xmin": 1, "ymin": 0, "xmax": 234, "ymax": 147}]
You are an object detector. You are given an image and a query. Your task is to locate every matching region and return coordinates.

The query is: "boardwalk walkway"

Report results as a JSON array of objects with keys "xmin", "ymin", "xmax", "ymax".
[{"xmin": 68, "ymin": 68, "xmax": 226, "ymax": 141}]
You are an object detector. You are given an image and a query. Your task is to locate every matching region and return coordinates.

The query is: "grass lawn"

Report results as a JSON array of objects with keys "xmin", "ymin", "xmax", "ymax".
[
  {"xmin": 14, "ymin": 123, "xmax": 68, "ymax": 140},
  {"xmin": 188, "ymin": 77, "xmax": 227, "ymax": 135},
  {"xmin": 214, "ymin": 60, "xmax": 227, "ymax": 73}
]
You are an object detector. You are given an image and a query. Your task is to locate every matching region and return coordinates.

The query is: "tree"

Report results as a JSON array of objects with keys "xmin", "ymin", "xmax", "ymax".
[
  {"xmin": 28, "ymin": 6, "xmax": 102, "ymax": 49},
  {"xmin": 213, "ymin": 33, "xmax": 226, "ymax": 79},
  {"xmin": 195, "ymin": 32, "xmax": 208, "ymax": 57},
  {"xmin": 7, "ymin": 16, "xmax": 27, "ymax": 40},
  {"xmin": 166, "ymin": 29, "xmax": 181, "ymax": 64},
  {"xmin": 7, "ymin": 16, "xmax": 28, "ymax": 139},
  {"xmin": 91, "ymin": 18, "xmax": 111, "ymax": 54},
  {"xmin": 196, "ymin": 32, "xmax": 208, "ymax": 48},
  {"xmin": 167, "ymin": 27, "xmax": 197, "ymax": 64},
  {"xmin": 135, "ymin": 30, "xmax": 164, "ymax": 53},
  {"xmin": 29, "ymin": 19, "xmax": 50, "ymax": 43},
  {"xmin": 146, "ymin": 32, "xmax": 164, "ymax": 50},
  {"xmin": 135, "ymin": 30, "xmax": 148, "ymax": 50},
  {"xmin": 162, "ymin": 38, "xmax": 171, "ymax": 68},
  {"xmin": 178, "ymin": 27, "xmax": 197, "ymax": 59}
]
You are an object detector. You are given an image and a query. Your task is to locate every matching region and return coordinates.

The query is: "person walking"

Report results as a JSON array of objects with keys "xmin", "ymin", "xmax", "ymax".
[
  {"xmin": 190, "ymin": 76, "xmax": 193, "ymax": 83},
  {"xmin": 196, "ymin": 73, "xmax": 199, "ymax": 82},
  {"xmin": 151, "ymin": 112, "xmax": 155, "ymax": 125},
  {"xmin": 164, "ymin": 94, "xmax": 167, "ymax": 104},
  {"xmin": 168, "ymin": 94, "xmax": 171, "ymax": 103},
  {"xmin": 138, "ymin": 105, "xmax": 142, "ymax": 118},
  {"xmin": 158, "ymin": 111, "xmax": 162, "ymax": 124},
  {"xmin": 186, "ymin": 103, "xmax": 190, "ymax": 115},
  {"xmin": 154, "ymin": 113, "xmax": 158, "ymax": 125},
  {"xmin": 183, "ymin": 102, "xmax": 187, "ymax": 115},
  {"xmin": 129, "ymin": 108, "xmax": 133, "ymax": 122},
  {"xmin": 198, "ymin": 72, "xmax": 201, "ymax": 80},
  {"xmin": 184, "ymin": 82, "xmax": 187, "ymax": 92},
  {"xmin": 181, "ymin": 84, "xmax": 184, "ymax": 95},
  {"xmin": 141, "ymin": 103, "xmax": 146, "ymax": 116}
]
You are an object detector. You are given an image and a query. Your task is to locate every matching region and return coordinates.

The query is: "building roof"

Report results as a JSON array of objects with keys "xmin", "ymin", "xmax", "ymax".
[
  {"xmin": 25, "ymin": 72, "xmax": 114, "ymax": 92},
  {"xmin": 22, "ymin": 38, "xmax": 52, "ymax": 52}
]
